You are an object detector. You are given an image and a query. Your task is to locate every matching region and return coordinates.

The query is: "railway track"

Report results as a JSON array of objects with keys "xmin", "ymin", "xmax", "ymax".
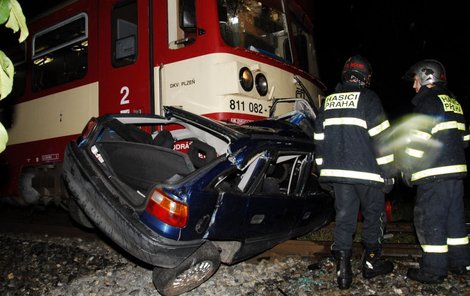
[
  {"xmin": 0, "ymin": 204, "xmax": 99, "ymax": 240},
  {"xmin": 255, "ymin": 221, "xmax": 426, "ymax": 260},
  {"xmin": 1, "ymin": 204, "xmax": 468, "ymax": 260},
  {"xmin": 0, "ymin": 221, "xmax": 422, "ymax": 259},
  {"xmin": 262, "ymin": 240, "xmax": 421, "ymax": 260}
]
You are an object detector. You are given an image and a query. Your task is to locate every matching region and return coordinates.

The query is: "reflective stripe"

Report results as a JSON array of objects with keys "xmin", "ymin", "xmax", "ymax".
[
  {"xmin": 405, "ymin": 147, "xmax": 424, "ymax": 158},
  {"xmin": 320, "ymin": 169, "xmax": 384, "ymax": 182},
  {"xmin": 368, "ymin": 120, "xmax": 390, "ymax": 137},
  {"xmin": 315, "ymin": 158, "xmax": 323, "ymax": 165},
  {"xmin": 410, "ymin": 129, "xmax": 431, "ymax": 140},
  {"xmin": 412, "ymin": 164, "xmax": 467, "ymax": 181},
  {"xmin": 464, "ymin": 135, "xmax": 470, "ymax": 141},
  {"xmin": 422, "ymin": 244, "xmax": 448, "ymax": 253},
  {"xmin": 447, "ymin": 236, "xmax": 469, "ymax": 246},
  {"xmin": 376, "ymin": 154, "xmax": 394, "ymax": 165},
  {"xmin": 314, "ymin": 133, "xmax": 324, "ymax": 140},
  {"xmin": 431, "ymin": 121, "xmax": 465, "ymax": 134},
  {"xmin": 324, "ymin": 117, "xmax": 367, "ymax": 129}
]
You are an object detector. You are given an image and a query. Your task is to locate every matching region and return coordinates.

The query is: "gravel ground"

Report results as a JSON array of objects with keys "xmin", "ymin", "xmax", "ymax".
[{"xmin": 1, "ymin": 232, "xmax": 469, "ymax": 296}]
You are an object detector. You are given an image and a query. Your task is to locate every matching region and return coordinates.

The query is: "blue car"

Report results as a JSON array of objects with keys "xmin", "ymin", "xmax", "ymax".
[{"xmin": 63, "ymin": 104, "xmax": 334, "ymax": 295}]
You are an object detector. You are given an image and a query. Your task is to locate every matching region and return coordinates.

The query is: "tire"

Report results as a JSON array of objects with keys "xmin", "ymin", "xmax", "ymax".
[
  {"xmin": 152, "ymin": 242, "xmax": 221, "ymax": 296},
  {"xmin": 67, "ymin": 196, "xmax": 94, "ymax": 229},
  {"xmin": 63, "ymin": 177, "xmax": 94, "ymax": 229}
]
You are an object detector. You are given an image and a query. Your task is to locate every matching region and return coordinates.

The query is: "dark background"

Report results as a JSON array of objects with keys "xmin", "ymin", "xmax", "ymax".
[{"xmin": 312, "ymin": 1, "xmax": 470, "ymax": 119}]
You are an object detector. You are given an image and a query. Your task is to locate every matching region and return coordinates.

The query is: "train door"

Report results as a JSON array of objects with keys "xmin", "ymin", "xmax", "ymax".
[{"xmin": 98, "ymin": 0, "xmax": 153, "ymax": 115}]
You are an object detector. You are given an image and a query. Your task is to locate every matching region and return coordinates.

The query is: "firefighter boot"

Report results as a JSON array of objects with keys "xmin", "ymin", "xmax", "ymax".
[
  {"xmin": 406, "ymin": 268, "xmax": 445, "ymax": 284},
  {"xmin": 449, "ymin": 265, "xmax": 470, "ymax": 275},
  {"xmin": 362, "ymin": 244, "xmax": 394, "ymax": 279},
  {"xmin": 332, "ymin": 249, "xmax": 352, "ymax": 289}
]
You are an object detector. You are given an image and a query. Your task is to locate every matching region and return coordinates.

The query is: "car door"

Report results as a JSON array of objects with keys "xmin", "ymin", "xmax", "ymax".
[
  {"xmin": 242, "ymin": 152, "xmax": 315, "ymax": 240},
  {"xmin": 204, "ymin": 151, "xmax": 269, "ymax": 240}
]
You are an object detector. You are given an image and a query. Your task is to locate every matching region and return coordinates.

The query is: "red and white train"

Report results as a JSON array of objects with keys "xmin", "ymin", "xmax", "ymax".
[{"xmin": 0, "ymin": 0, "xmax": 325, "ymax": 205}]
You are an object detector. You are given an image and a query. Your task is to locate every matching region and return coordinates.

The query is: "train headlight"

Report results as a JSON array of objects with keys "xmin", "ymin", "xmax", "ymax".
[
  {"xmin": 255, "ymin": 73, "xmax": 268, "ymax": 96},
  {"xmin": 239, "ymin": 67, "xmax": 254, "ymax": 91}
]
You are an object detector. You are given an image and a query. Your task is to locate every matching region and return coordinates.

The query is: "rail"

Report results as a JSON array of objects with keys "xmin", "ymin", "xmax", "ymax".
[{"xmin": 1, "ymin": 205, "xmax": 469, "ymax": 260}]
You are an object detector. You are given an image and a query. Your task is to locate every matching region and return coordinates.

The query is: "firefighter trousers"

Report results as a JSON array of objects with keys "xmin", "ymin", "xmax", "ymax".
[
  {"xmin": 415, "ymin": 179, "xmax": 470, "ymax": 276},
  {"xmin": 332, "ymin": 183, "xmax": 386, "ymax": 250}
]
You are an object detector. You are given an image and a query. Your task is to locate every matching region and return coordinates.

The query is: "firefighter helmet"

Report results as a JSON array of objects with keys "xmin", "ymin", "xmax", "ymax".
[
  {"xmin": 404, "ymin": 59, "xmax": 447, "ymax": 86},
  {"xmin": 341, "ymin": 55, "xmax": 372, "ymax": 87}
]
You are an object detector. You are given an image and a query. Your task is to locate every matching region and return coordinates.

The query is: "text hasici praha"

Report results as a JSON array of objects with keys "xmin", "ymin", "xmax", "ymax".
[
  {"xmin": 324, "ymin": 92, "xmax": 359, "ymax": 110},
  {"xmin": 323, "ymin": 93, "xmax": 462, "ymax": 114}
]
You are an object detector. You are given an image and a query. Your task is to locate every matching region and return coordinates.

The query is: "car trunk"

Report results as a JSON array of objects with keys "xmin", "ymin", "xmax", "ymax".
[{"xmin": 97, "ymin": 141, "xmax": 196, "ymax": 200}]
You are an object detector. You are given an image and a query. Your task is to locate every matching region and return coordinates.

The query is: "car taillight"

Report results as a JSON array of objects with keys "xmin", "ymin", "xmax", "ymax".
[
  {"xmin": 78, "ymin": 117, "xmax": 97, "ymax": 143},
  {"xmin": 146, "ymin": 189, "xmax": 188, "ymax": 228}
]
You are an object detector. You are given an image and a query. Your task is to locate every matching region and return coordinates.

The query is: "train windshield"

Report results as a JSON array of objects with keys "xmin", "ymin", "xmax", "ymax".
[
  {"xmin": 218, "ymin": 0, "xmax": 317, "ymax": 75},
  {"xmin": 218, "ymin": 0, "xmax": 292, "ymax": 63}
]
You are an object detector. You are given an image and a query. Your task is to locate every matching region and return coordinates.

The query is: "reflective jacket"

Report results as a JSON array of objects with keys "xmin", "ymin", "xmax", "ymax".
[
  {"xmin": 404, "ymin": 86, "xmax": 469, "ymax": 184},
  {"xmin": 314, "ymin": 82, "xmax": 394, "ymax": 187}
]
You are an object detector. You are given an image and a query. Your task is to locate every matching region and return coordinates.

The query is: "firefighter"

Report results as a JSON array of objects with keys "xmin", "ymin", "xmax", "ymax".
[
  {"xmin": 402, "ymin": 59, "xmax": 470, "ymax": 283},
  {"xmin": 314, "ymin": 55, "xmax": 395, "ymax": 289}
]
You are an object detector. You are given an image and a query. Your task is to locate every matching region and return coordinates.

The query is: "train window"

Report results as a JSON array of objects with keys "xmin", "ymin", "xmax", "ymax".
[
  {"xmin": 112, "ymin": 0, "xmax": 138, "ymax": 67},
  {"xmin": 218, "ymin": 0, "xmax": 291, "ymax": 62},
  {"xmin": 168, "ymin": 0, "xmax": 196, "ymax": 49},
  {"xmin": 289, "ymin": 20, "xmax": 318, "ymax": 77},
  {"xmin": 32, "ymin": 13, "xmax": 88, "ymax": 91}
]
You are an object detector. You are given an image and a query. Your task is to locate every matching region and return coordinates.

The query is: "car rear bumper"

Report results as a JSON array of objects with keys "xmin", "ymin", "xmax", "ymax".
[{"xmin": 63, "ymin": 142, "xmax": 203, "ymax": 268}]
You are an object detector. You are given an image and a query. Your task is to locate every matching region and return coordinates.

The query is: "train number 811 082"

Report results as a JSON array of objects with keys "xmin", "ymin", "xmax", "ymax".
[{"xmin": 229, "ymin": 99, "xmax": 264, "ymax": 114}]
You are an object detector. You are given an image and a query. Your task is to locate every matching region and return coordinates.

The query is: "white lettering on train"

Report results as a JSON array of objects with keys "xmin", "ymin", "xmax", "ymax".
[{"xmin": 169, "ymin": 79, "xmax": 195, "ymax": 89}]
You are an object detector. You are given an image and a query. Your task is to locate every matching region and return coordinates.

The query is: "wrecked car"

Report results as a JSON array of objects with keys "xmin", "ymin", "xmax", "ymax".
[{"xmin": 63, "ymin": 105, "xmax": 334, "ymax": 295}]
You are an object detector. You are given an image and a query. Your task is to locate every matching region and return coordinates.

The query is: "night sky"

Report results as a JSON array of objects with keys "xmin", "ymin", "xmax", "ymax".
[{"xmin": 312, "ymin": 1, "xmax": 470, "ymax": 119}]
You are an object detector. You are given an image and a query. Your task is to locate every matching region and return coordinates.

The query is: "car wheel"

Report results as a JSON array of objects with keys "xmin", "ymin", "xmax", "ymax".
[{"xmin": 152, "ymin": 242, "xmax": 221, "ymax": 296}]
